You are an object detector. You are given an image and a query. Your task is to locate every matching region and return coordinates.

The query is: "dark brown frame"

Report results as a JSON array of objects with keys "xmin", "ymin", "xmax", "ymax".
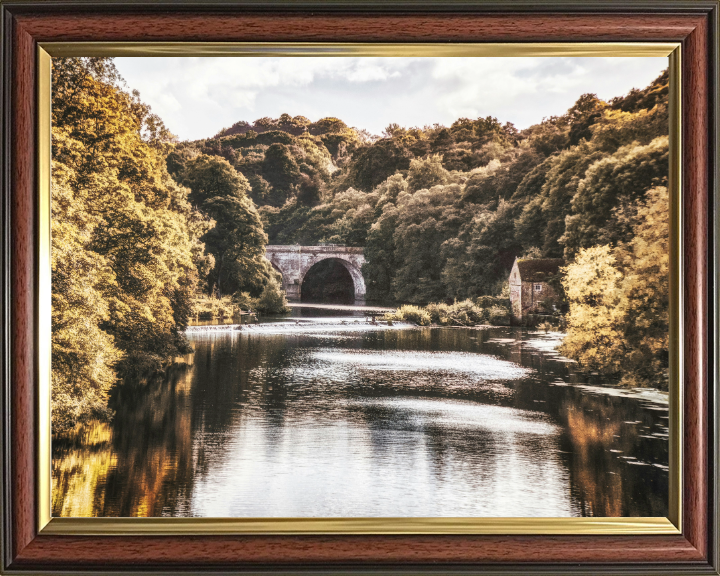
[{"xmin": 1, "ymin": 1, "xmax": 718, "ymax": 573}]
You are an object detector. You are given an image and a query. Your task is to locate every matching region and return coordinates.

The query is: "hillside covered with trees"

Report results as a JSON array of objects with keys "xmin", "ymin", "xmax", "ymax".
[
  {"xmin": 51, "ymin": 57, "xmax": 670, "ymax": 436},
  {"xmin": 174, "ymin": 70, "xmax": 668, "ymax": 304}
]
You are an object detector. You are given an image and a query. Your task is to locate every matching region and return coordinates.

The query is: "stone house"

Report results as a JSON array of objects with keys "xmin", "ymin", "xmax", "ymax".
[{"xmin": 509, "ymin": 257, "xmax": 565, "ymax": 324}]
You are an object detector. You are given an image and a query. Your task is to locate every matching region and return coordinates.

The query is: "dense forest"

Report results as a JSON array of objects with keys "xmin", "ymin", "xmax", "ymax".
[
  {"xmin": 171, "ymin": 71, "xmax": 667, "ymax": 304},
  {"xmin": 51, "ymin": 57, "xmax": 669, "ymax": 435},
  {"xmin": 51, "ymin": 58, "xmax": 282, "ymax": 434}
]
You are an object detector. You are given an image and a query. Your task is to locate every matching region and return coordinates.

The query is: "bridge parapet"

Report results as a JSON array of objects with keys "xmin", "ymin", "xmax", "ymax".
[{"xmin": 265, "ymin": 245, "xmax": 366, "ymax": 302}]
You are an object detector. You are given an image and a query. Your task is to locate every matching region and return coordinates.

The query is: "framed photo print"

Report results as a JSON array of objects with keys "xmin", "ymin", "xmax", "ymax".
[{"xmin": 1, "ymin": 1, "xmax": 718, "ymax": 574}]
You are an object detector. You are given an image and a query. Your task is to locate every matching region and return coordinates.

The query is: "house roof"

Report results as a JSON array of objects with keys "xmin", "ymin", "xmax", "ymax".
[{"xmin": 516, "ymin": 258, "xmax": 564, "ymax": 282}]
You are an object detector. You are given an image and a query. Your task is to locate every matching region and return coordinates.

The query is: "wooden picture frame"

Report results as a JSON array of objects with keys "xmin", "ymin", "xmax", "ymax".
[{"xmin": 1, "ymin": 1, "xmax": 718, "ymax": 573}]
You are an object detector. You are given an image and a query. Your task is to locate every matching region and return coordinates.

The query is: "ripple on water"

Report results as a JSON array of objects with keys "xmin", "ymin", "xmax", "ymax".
[
  {"xmin": 312, "ymin": 349, "xmax": 532, "ymax": 381},
  {"xmin": 348, "ymin": 397, "xmax": 560, "ymax": 436}
]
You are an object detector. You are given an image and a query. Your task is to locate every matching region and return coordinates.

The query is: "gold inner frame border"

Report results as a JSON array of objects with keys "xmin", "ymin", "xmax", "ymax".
[{"xmin": 37, "ymin": 41, "xmax": 683, "ymax": 536}]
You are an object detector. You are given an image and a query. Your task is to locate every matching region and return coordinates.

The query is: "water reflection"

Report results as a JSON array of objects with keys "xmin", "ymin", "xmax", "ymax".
[{"xmin": 52, "ymin": 320, "xmax": 668, "ymax": 518}]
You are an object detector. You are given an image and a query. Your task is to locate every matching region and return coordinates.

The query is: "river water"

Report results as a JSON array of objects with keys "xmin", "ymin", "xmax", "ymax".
[{"xmin": 52, "ymin": 312, "xmax": 669, "ymax": 518}]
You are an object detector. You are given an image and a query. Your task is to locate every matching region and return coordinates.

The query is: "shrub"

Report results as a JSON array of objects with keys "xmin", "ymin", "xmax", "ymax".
[
  {"xmin": 475, "ymin": 295, "xmax": 511, "ymax": 310},
  {"xmin": 425, "ymin": 302, "xmax": 450, "ymax": 324},
  {"xmin": 452, "ymin": 299, "xmax": 484, "ymax": 324},
  {"xmin": 488, "ymin": 306, "xmax": 511, "ymax": 326},
  {"xmin": 388, "ymin": 305, "xmax": 431, "ymax": 326},
  {"xmin": 194, "ymin": 295, "xmax": 234, "ymax": 319},
  {"xmin": 537, "ymin": 321, "xmax": 554, "ymax": 333},
  {"xmin": 255, "ymin": 277, "xmax": 290, "ymax": 314},
  {"xmin": 232, "ymin": 291, "xmax": 259, "ymax": 312}
]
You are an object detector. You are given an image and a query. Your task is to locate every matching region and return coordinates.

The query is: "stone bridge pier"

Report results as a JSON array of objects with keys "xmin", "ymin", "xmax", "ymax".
[{"xmin": 265, "ymin": 245, "xmax": 366, "ymax": 303}]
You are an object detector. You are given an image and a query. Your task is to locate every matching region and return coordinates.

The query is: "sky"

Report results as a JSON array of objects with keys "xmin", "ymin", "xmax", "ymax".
[{"xmin": 113, "ymin": 57, "xmax": 669, "ymax": 142}]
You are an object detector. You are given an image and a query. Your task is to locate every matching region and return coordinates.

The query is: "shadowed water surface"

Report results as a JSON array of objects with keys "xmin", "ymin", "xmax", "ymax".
[{"xmin": 52, "ymin": 316, "xmax": 668, "ymax": 517}]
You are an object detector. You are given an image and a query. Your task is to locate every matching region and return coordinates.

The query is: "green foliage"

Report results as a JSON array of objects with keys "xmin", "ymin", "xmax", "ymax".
[
  {"xmin": 407, "ymin": 154, "xmax": 449, "ymax": 192},
  {"xmin": 51, "ymin": 166, "xmax": 122, "ymax": 436},
  {"xmin": 216, "ymin": 114, "xmax": 357, "ymax": 140},
  {"xmin": 561, "ymin": 136, "xmax": 669, "ymax": 258},
  {"xmin": 390, "ymin": 184, "xmax": 465, "ymax": 303},
  {"xmin": 487, "ymin": 306, "xmax": 511, "ymax": 326},
  {"xmin": 255, "ymin": 275, "xmax": 291, "ymax": 314},
  {"xmin": 343, "ymin": 138, "xmax": 414, "ymax": 192},
  {"xmin": 227, "ymin": 264, "xmax": 289, "ymax": 315},
  {"xmin": 387, "ymin": 298, "xmax": 511, "ymax": 327},
  {"xmin": 426, "ymin": 300, "xmax": 483, "ymax": 326},
  {"xmin": 201, "ymin": 195, "xmax": 269, "ymax": 295},
  {"xmin": 610, "ymin": 68, "xmax": 669, "ymax": 113},
  {"xmin": 475, "ymin": 295, "xmax": 511, "ymax": 309},
  {"xmin": 363, "ymin": 203, "xmax": 400, "ymax": 301},
  {"xmin": 560, "ymin": 245, "xmax": 629, "ymax": 375},
  {"xmin": 231, "ymin": 291, "xmax": 258, "ymax": 312},
  {"xmin": 175, "ymin": 154, "xmax": 272, "ymax": 297},
  {"xmin": 194, "ymin": 295, "xmax": 236, "ymax": 319},
  {"xmin": 261, "ymin": 143, "xmax": 302, "ymax": 204},
  {"xmin": 179, "ymin": 154, "xmax": 250, "ymax": 204}
]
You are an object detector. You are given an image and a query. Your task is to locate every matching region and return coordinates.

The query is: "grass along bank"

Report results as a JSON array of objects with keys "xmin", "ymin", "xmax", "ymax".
[{"xmin": 384, "ymin": 297, "xmax": 511, "ymax": 327}]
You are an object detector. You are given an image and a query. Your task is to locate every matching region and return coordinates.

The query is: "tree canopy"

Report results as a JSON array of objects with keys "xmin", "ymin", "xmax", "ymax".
[{"xmin": 51, "ymin": 57, "xmax": 206, "ymax": 433}]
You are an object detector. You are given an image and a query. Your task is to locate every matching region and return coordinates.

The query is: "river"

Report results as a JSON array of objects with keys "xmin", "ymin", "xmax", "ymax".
[{"xmin": 52, "ymin": 310, "xmax": 669, "ymax": 518}]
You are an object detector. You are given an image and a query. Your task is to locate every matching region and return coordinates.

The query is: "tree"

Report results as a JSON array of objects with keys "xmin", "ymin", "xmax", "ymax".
[
  {"xmin": 178, "ymin": 155, "xmax": 271, "ymax": 296},
  {"xmin": 255, "ymin": 272, "xmax": 291, "ymax": 314},
  {"xmin": 343, "ymin": 138, "xmax": 414, "ymax": 192},
  {"xmin": 363, "ymin": 204, "xmax": 400, "ymax": 302},
  {"xmin": 614, "ymin": 186, "xmax": 669, "ymax": 388},
  {"xmin": 51, "ymin": 164, "xmax": 122, "ymax": 435},
  {"xmin": 261, "ymin": 143, "xmax": 302, "ymax": 204},
  {"xmin": 441, "ymin": 200, "xmax": 521, "ymax": 299},
  {"xmin": 561, "ymin": 136, "xmax": 669, "ymax": 258},
  {"xmin": 407, "ymin": 154, "xmax": 450, "ymax": 193},
  {"xmin": 560, "ymin": 186, "xmax": 669, "ymax": 389},
  {"xmin": 559, "ymin": 245, "xmax": 626, "ymax": 374},
  {"xmin": 201, "ymin": 195, "xmax": 270, "ymax": 295},
  {"xmin": 180, "ymin": 154, "xmax": 250, "ymax": 205},
  {"xmin": 51, "ymin": 57, "xmax": 204, "ymax": 432},
  {"xmin": 389, "ymin": 184, "xmax": 464, "ymax": 303}
]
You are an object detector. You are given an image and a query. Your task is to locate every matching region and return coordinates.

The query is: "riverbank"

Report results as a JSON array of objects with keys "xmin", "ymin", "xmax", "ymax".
[{"xmin": 384, "ymin": 299, "xmax": 512, "ymax": 328}]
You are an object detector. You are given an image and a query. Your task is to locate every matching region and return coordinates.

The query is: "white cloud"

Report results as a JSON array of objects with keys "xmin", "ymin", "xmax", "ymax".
[{"xmin": 113, "ymin": 56, "xmax": 668, "ymax": 141}]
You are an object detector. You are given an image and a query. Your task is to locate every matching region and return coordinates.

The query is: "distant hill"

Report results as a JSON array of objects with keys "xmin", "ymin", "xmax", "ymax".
[{"xmin": 214, "ymin": 113, "xmax": 358, "ymax": 139}]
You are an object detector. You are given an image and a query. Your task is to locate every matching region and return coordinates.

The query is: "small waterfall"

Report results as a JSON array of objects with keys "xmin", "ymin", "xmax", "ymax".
[
  {"xmin": 185, "ymin": 316, "xmax": 412, "ymax": 336},
  {"xmin": 185, "ymin": 324, "xmax": 243, "ymax": 333}
]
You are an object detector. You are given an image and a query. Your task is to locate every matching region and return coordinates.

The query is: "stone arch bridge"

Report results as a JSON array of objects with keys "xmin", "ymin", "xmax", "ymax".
[{"xmin": 265, "ymin": 245, "xmax": 366, "ymax": 303}]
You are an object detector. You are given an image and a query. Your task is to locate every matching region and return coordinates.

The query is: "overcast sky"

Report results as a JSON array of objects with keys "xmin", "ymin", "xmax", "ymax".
[{"xmin": 113, "ymin": 57, "xmax": 668, "ymax": 141}]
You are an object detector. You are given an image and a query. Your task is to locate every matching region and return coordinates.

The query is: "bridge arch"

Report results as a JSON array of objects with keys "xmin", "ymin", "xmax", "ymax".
[
  {"xmin": 299, "ymin": 257, "xmax": 366, "ymax": 304},
  {"xmin": 265, "ymin": 245, "xmax": 366, "ymax": 303}
]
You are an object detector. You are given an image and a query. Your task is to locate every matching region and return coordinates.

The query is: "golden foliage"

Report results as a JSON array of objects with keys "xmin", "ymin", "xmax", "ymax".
[
  {"xmin": 51, "ymin": 58, "xmax": 206, "ymax": 434},
  {"xmin": 561, "ymin": 186, "xmax": 669, "ymax": 389}
]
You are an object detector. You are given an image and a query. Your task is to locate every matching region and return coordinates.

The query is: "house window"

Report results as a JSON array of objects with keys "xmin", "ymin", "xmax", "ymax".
[{"xmin": 534, "ymin": 283, "xmax": 542, "ymax": 292}]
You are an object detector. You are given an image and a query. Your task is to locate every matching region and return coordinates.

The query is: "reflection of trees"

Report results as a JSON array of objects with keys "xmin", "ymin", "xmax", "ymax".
[
  {"xmin": 562, "ymin": 401, "xmax": 624, "ymax": 516},
  {"xmin": 52, "ymin": 423, "xmax": 115, "ymax": 517},
  {"xmin": 559, "ymin": 393, "xmax": 668, "ymax": 517},
  {"xmin": 100, "ymin": 367, "xmax": 196, "ymax": 516},
  {"xmin": 189, "ymin": 333, "xmax": 294, "ymax": 480},
  {"xmin": 53, "ymin": 365, "xmax": 197, "ymax": 517}
]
